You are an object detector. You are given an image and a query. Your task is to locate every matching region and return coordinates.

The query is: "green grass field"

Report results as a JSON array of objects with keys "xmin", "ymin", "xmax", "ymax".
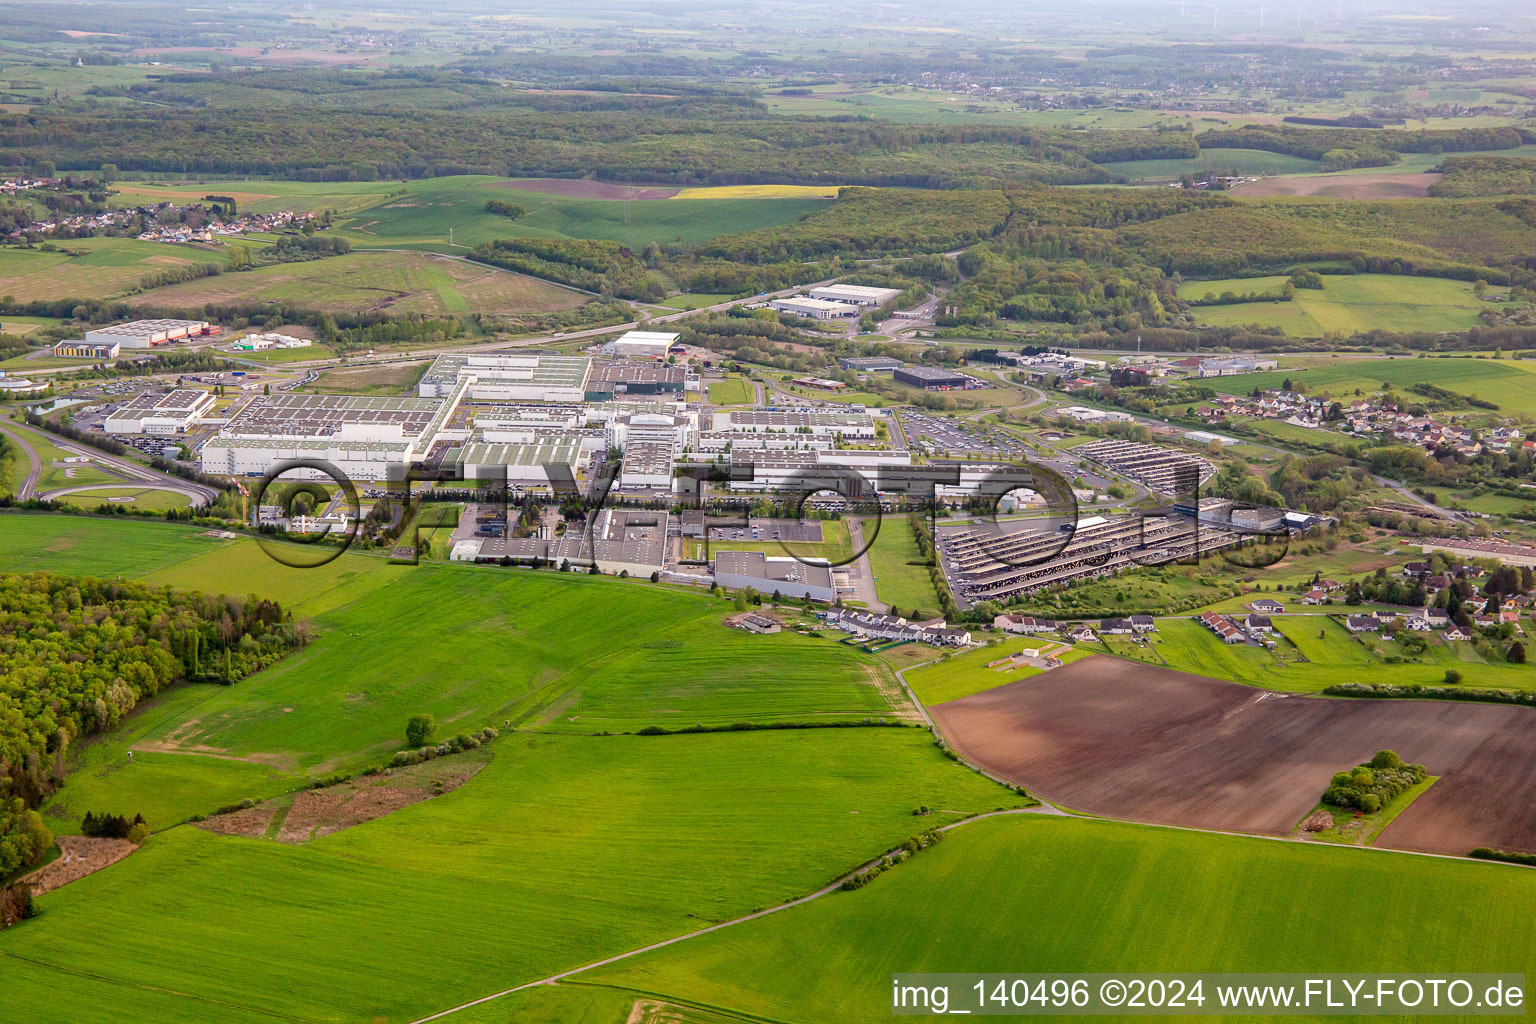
[
  {"xmin": 3, "ymin": 728, "xmax": 1027, "ymax": 1024},
  {"xmin": 0, "ymin": 517, "xmax": 911, "ymax": 830},
  {"xmin": 0, "ymin": 513, "xmax": 237, "ymax": 577},
  {"xmin": 1135, "ymin": 615, "xmax": 1536, "ymax": 692},
  {"xmin": 129, "ymin": 249, "xmax": 584, "ymax": 317},
  {"xmin": 706, "ymin": 376, "xmax": 754, "ymax": 405},
  {"xmin": 581, "ymin": 813, "xmax": 1536, "ymax": 1022},
  {"xmin": 1205, "ymin": 356, "xmax": 1536, "ymax": 417},
  {"xmin": 656, "ymin": 292, "xmax": 736, "ymax": 309},
  {"xmin": 904, "ymin": 641, "xmax": 1090, "ymax": 705},
  {"xmin": 1102, "ymin": 147, "xmax": 1321, "ymax": 180},
  {"xmin": 1179, "ymin": 274, "xmax": 1486, "ymax": 337},
  {"xmin": 863, "ymin": 519, "xmax": 942, "ymax": 617},
  {"xmin": 55, "ymin": 486, "xmax": 191, "ymax": 512},
  {"xmin": 0, "ymin": 236, "xmax": 228, "ymax": 302},
  {"xmin": 337, "ymin": 175, "xmax": 832, "ymax": 249}
]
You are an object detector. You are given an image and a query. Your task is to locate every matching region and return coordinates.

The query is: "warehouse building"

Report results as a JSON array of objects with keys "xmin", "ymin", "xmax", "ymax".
[
  {"xmin": 53, "ymin": 340, "xmax": 120, "ymax": 359},
  {"xmin": 617, "ymin": 439, "xmax": 676, "ymax": 491},
  {"xmin": 808, "ymin": 284, "xmax": 902, "ymax": 307},
  {"xmin": 713, "ymin": 550, "xmax": 838, "ymax": 603},
  {"xmin": 449, "ymin": 508, "xmax": 669, "ymax": 576},
  {"xmin": 85, "ymin": 319, "xmax": 210, "ymax": 350},
  {"xmin": 448, "ymin": 437, "xmax": 591, "ymax": 487},
  {"xmin": 769, "ymin": 296, "xmax": 861, "ymax": 320},
  {"xmin": 1198, "ymin": 356, "xmax": 1279, "ymax": 378},
  {"xmin": 418, "ymin": 352, "xmax": 591, "ymax": 402},
  {"xmin": 203, "ymin": 389, "xmax": 465, "ymax": 480},
  {"xmin": 602, "ymin": 331, "xmax": 679, "ymax": 359},
  {"xmin": 716, "ymin": 410, "xmax": 876, "ymax": 441},
  {"xmin": 839, "ymin": 355, "xmax": 903, "ymax": 372},
  {"xmin": 584, "ymin": 361, "xmax": 691, "ymax": 401},
  {"xmin": 894, "ymin": 366, "xmax": 968, "ymax": 390},
  {"xmin": 105, "ymin": 389, "xmax": 216, "ymax": 435}
]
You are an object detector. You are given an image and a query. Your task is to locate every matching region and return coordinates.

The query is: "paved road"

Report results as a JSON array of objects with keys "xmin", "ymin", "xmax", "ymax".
[
  {"xmin": 0, "ymin": 416, "xmax": 42, "ymax": 500},
  {"xmin": 844, "ymin": 517, "xmax": 886, "ymax": 614},
  {"xmin": 38, "ymin": 481, "xmax": 209, "ymax": 507},
  {"xmin": 6, "ymin": 419, "xmax": 219, "ymax": 508},
  {"xmin": 1372, "ymin": 474, "xmax": 1466, "ymax": 523}
]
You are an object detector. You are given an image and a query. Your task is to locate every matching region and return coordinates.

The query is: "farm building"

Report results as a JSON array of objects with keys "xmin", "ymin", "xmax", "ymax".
[
  {"xmin": 993, "ymin": 614, "xmax": 1058, "ymax": 635},
  {"xmin": 808, "ymin": 284, "xmax": 902, "ymax": 307}
]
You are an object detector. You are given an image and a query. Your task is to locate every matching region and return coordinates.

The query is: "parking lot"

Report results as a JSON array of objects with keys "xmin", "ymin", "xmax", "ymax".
[{"xmin": 899, "ymin": 410, "xmax": 1034, "ymax": 459}]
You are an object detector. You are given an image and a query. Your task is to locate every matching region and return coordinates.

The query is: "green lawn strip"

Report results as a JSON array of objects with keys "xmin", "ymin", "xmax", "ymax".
[
  {"xmin": 862, "ymin": 519, "xmax": 941, "ymax": 617},
  {"xmin": 705, "ymin": 377, "xmax": 754, "ymax": 405},
  {"xmin": 905, "ymin": 642, "xmax": 1090, "ymax": 706}
]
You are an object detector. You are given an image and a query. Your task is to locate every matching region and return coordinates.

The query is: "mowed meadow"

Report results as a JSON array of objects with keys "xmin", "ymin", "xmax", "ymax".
[
  {"xmin": 1178, "ymin": 273, "xmax": 1487, "ymax": 337},
  {"xmin": 126, "ymin": 249, "xmax": 587, "ymax": 317},
  {"xmin": 1207, "ymin": 356, "xmax": 1536, "ymax": 417}
]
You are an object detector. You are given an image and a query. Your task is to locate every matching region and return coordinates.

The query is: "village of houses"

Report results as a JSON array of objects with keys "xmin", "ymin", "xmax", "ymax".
[
  {"xmin": 1198, "ymin": 386, "xmax": 1532, "ymax": 457},
  {"xmin": 779, "ymin": 550, "xmax": 1534, "ymax": 680},
  {"xmin": 2, "ymin": 176, "xmax": 314, "ymax": 243}
]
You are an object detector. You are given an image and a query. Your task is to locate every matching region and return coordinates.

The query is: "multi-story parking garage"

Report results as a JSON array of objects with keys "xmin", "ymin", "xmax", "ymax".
[
  {"xmin": 938, "ymin": 512, "xmax": 1242, "ymax": 608},
  {"xmin": 1074, "ymin": 439, "xmax": 1215, "ymax": 497}
]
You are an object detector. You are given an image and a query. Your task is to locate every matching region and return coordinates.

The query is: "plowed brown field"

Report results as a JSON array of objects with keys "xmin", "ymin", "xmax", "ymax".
[{"xmin": 930, "ymin": 656, "xmax": 1536, "ymax": 856}]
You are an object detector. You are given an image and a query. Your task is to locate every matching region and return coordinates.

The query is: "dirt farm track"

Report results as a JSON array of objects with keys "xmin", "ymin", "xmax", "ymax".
[{"xmin": 930, "ymin": 657, "xmax": 1536, "ymax": 857}]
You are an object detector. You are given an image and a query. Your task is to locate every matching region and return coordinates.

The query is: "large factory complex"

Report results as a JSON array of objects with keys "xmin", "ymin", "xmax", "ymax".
[{"xmin": 71, "ymin": 324, "xmax": 1323, "ymax": 624}]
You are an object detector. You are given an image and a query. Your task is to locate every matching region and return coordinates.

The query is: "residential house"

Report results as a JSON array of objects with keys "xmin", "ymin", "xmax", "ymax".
[{"xmin": 994, "ymin": 614, "xmax": 1057, "ymax": 635}]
